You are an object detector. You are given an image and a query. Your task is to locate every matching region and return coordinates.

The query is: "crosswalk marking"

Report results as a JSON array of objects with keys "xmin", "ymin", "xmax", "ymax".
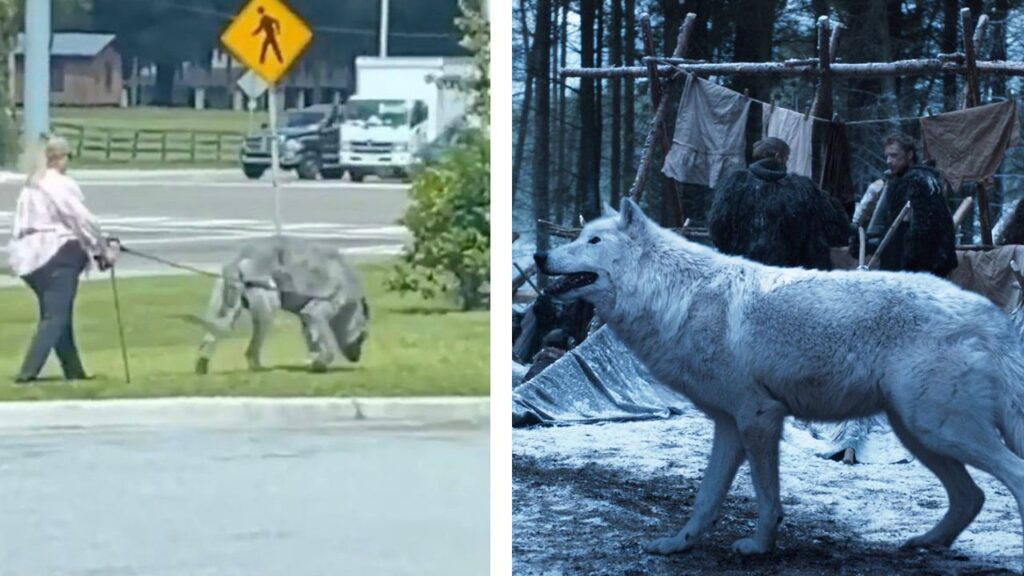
[{"xmin": 0, "ymin": 211, "xmax": 409, "ymax": 244}]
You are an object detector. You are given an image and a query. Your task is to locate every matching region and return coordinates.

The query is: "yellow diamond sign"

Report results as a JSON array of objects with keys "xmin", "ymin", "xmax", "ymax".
[{"xmin": 220, "ymin": 0, "xmax": 312, "ymax": 85}]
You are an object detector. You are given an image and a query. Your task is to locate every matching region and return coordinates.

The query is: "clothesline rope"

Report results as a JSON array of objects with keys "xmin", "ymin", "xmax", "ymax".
[{"xmin": 666, "ymin": 64, "xmax": 1020, "ymax": 128}]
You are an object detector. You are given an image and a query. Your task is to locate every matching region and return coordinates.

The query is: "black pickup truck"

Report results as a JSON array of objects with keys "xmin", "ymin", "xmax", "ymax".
[{"xmin": 240, "ymin": 103, "xmax": 344, "ymax": 180}]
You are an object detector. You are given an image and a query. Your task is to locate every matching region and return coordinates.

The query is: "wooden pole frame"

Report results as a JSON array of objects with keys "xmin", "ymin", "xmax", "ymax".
[
  {"xmin": 544, "ymin": 7, "xmax": 1016, "ymax": 250},
  {"xmin": 626, "ymin": 12, "xmax": 696, "ymax": 222},
  {"xmin": 634, "ymin": 13, "xmax": 693, "ymax": 226},
  {"xmin": 961, "ymin": 8, "xmax": 994, "ymax": 246}
]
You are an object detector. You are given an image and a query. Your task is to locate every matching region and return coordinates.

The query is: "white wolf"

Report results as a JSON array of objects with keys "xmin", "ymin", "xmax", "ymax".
[{"xmin": 535, "ymin": 198, "xmax": 1024, "ymax": 560}]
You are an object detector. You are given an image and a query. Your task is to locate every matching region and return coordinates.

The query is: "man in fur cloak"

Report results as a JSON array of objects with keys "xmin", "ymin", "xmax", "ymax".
[
  {"xmin": 856, "ymin": 133, "xmax": 958, "ymax": 277},
  {"xmin": 708, "ymin": 137, "xmax": 849, "ymax": 270}
]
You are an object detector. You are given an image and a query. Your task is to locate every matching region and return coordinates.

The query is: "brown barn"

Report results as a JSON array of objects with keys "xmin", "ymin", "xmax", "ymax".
[{"xmin": 14, "ymin": 32, "xmax": 123, "ymax": 106}]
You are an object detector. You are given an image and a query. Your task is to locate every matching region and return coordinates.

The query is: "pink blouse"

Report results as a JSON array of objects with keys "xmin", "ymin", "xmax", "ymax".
[{"xmin": 7, "ymin": 169, "xmax": 104, "ymax": 277}]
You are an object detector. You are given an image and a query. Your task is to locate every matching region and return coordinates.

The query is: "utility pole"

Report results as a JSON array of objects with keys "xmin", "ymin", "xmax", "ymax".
[
  {"xmin": 379, "ymin": 0, "xmax": 389, "ymax": 57},
  {"xmin": 24, "ymin": 0, "xmax": 51, "ymax": 142}
]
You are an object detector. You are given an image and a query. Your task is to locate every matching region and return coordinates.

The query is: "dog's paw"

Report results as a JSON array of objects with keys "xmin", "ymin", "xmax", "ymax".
[
  {"xmin": 731, "ymin": 537, "xmax": 771, "ymax": 556},
  {"xmin": 644, "ymin": 535, "xmax": 693, "ymax": 555}
]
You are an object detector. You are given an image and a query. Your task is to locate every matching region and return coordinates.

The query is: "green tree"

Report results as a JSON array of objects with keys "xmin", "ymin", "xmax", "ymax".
[
  {"xmin": 0, "ymin": 0, "xmax": 18, "ymax": 165},
  {"xmin": 386, "ymin": 0, "xmax": 489, "ymax": 310}
]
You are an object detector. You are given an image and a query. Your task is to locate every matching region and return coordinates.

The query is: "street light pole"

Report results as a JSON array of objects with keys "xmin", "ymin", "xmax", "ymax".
[
  {"xmin": 379, "ymin": 0, "xmax": 389, "ymax": 57},
  {"xmin": 24, "ymin": 0, "xmax": 51, "ymax": 142}
]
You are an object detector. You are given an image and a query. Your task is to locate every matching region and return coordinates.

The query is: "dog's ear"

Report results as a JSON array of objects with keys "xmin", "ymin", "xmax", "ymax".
[
  {"xmin": 618, "ymin": 197, "xmax": 646, "ymax": 231},
  {"xmin": 601, "ymin": 202, "xmax": 618, "ymax": 218}
]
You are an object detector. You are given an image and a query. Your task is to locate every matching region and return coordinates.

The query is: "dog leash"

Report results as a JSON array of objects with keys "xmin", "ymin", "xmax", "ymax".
[
  {"xmin": 120, "ymin": 245, "xmax": 277, "ymax": 292},
  {"xmin": 118, "ymin": 244, "xmax": 337, "ymax": 301},
  {"xmin": 119, "ymin": 246, "xmax": 223, "ymax": 281}
]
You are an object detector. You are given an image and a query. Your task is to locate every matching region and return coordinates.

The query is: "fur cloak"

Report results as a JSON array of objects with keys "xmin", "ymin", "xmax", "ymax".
[
  {"xmin": 865, "ymin": 165, "xmax": 958, "ymax": 277},
  {"xmin": 708, "ymin": 158, "xmax": 849, "ymax": 270}
]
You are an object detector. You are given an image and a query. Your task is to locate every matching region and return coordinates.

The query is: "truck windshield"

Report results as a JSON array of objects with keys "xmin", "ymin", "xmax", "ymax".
[
  {"xmin": 282, "ymin": 111, "xmax": 325, "ymax": 127},
  {"xmin": 344, "ymin": 100, "xmax": 409, "ymax": 127}
]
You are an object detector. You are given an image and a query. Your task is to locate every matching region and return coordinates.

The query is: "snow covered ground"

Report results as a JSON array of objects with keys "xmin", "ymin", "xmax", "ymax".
[{"xmin": 513, "ymin": 403, "xmax": 1023, "ymax": 575}]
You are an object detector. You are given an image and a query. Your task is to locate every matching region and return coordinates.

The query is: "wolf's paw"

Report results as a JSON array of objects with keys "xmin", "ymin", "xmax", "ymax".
[
  {"xmin": 731, "ymin": 537, "xmax": 771, "ymax": 556},
  {"xmin": 900, "ymin": 534, "xmax": 950, "ymax": 551},
  {"xmin": 644, "ymin": 535, "xmax": 694, "ymax": 555}
]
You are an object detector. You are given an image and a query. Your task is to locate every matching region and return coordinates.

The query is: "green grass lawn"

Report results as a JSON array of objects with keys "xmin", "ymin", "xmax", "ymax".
[
  {"xmin": 0, "ymin": 261, "xmax": 489, "ymax": 400},
  {"xmin": 52, "ymin": 106, "xmax": 265, "ymax": 133}
]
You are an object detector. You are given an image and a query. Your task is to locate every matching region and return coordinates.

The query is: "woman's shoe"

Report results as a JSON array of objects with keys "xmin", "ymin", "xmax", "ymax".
[{"xmin": 13, "ymin": 376, "xmax": 36, "ymax": 386}]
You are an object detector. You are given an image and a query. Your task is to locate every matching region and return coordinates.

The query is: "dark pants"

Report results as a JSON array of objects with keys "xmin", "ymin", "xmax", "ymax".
[{"xmin": 17, "ymin": 241, "xmax": 89, "ymax": 381}]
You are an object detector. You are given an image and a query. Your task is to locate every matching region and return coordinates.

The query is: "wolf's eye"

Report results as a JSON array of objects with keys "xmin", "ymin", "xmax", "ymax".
[{"xmin": 588, "ymin": 236, "xmax": 601, "ymax": 244}]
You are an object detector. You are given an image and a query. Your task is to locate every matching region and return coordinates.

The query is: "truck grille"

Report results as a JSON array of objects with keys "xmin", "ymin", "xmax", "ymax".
[
  {"xmin": 244, "ymin": 136, "xmax": 269, "ymax": 152},
  {"xmin": 351, "ymin": 141, "xmax": 393, "ymax": 154}
]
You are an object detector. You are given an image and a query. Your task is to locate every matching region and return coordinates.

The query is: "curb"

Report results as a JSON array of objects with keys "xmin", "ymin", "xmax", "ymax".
[{"xmin": 0, "ymin": 397, "xmax": 490, "ymax": 431}]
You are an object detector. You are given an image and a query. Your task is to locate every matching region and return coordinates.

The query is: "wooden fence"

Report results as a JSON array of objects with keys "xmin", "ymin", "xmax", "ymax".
[{"xmin": 51, "ymin": 121, "xmax": 244, "ymax": 164}]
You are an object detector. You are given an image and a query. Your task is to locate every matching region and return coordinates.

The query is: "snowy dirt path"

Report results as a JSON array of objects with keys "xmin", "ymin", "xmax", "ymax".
[{"xmin": 513, "ymin": 406, "xmax": 1022, "ymax": 575}]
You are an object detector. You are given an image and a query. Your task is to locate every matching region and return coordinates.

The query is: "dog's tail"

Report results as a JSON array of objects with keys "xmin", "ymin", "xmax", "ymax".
[{"xmin": 203, "ymin": 270, "xmax": 242, "ymax": 335}]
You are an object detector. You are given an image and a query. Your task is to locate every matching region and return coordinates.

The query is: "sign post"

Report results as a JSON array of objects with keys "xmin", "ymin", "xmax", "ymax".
[
  {"xmin": 268, "ymin": 88, "xmax": 281, "ymax": 234},
  {"xmin": 220, "ymin": 0, "xmax": 313, "ymax": 236},
  {"xmin": 236, "ymin": 70, "xmax": 269, "ymax": 136}
]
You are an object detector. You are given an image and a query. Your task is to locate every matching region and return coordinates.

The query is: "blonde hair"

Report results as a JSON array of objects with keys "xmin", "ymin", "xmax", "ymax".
[{"xmin": 22, "ymin": 134, "xmax": 71, "ymax": 186}]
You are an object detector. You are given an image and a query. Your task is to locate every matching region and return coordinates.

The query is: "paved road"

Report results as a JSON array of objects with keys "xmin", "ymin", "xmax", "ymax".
[
  {"xmin": 0, "ymin": 170, "xmax": 411, "ymax": 275},
  {"xmin": 0, "ymin": 423, "xmax": 488, "ymax": 576}
]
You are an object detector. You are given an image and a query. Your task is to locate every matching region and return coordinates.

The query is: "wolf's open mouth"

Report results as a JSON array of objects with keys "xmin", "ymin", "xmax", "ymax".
[{"xmin": 545, "ymin": 272, "xmax": 598, "ymax": 295}]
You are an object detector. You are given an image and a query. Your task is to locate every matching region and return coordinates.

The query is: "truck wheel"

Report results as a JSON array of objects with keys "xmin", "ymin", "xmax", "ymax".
[
  {"xmin": 242, "ymin": 165, "xmax": 266, "ymax": 180},
  {"xmin": 296, "ymin": 157, "xmax": 320, "ymax": 180},
  {"xmin": 321, "ymin": 167, "xmax": 343, "ymax": 180},
  {"xmin": 349, "ymin": 171, "xmax": 365, "ymax": 183}
]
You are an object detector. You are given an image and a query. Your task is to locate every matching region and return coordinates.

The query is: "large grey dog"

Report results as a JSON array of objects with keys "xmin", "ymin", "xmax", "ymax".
[
  {"xmin": 535, "ymin": 198, "xmax": 1024, "ymax": 562},
  {"xmin": 195, "ymin": 236, "xmax": 369, "ymax": 374}
]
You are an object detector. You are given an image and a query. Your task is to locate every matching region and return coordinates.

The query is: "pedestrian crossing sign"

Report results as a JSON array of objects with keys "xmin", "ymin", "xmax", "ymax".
[{"xmin": 220, "ymin": 0, "xmax": 313, "ymax": 85}]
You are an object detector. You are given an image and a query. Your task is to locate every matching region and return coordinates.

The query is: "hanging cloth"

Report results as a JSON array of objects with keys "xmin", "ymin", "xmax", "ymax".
[
  {"xmin": 920, "ymin": 98, "xmax": 1021, "ymax": 190},
  {"xmin": 662, "ymin": 74, "xmax": 751, "ymax": 188},
  {"xmin": 762, "ymin": 104, "xmax": 813, "ymax": 178},
  {"xmin": 819, "ymin": 120, "xmax": 856, "ymax": 214}
]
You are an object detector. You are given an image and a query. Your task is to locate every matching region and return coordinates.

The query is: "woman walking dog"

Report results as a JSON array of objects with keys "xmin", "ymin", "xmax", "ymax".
[{"xmin": 7, "ymin": 135, "xmax": 118, "ymax": 384}]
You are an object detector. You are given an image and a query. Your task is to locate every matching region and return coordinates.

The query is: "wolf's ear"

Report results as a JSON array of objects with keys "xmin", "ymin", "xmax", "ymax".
[
  {"xmin": 618, "ymin": 197, "xmax": 646, "ymax": 231},
  {"xmin": 601, "ymin": 202, "xmax": 618, "ymax": 218}
]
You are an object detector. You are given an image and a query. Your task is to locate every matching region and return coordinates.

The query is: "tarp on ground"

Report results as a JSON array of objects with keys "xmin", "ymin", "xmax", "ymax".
[{"xmin": 512, "ymin": 326, "xmax": 690, "ymax": 427}]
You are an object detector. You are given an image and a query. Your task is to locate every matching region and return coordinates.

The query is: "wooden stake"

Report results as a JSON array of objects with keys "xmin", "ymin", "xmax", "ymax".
[
  {"xmin": 961, "ymin": 8, "xmax": 982, "ymax": 109},
  {"xmin": 868, "ymin": 202, "xmax": 912, "ymax": 270},
  {"xmin": 952, "ymin": 196, "xmax": 974, "ymax": 228},
  {"xmin": 627, "ymin": 12, "xmax": 696, "ymax": 227},
  {"xmin": 961, "ymin": 8, "xmax": 992, "ymax": 246}
]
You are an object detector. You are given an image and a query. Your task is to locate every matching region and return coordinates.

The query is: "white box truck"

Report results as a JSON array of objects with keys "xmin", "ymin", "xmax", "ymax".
[{"xmin": 340, "ymin": 56, "xmax": 473, "ymax": 182}]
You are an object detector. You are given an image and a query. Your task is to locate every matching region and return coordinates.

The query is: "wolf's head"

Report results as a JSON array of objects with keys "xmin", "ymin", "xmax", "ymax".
[{"xmin": 534, "ymin": 197, "xmax": 652, "ymax": 308}]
